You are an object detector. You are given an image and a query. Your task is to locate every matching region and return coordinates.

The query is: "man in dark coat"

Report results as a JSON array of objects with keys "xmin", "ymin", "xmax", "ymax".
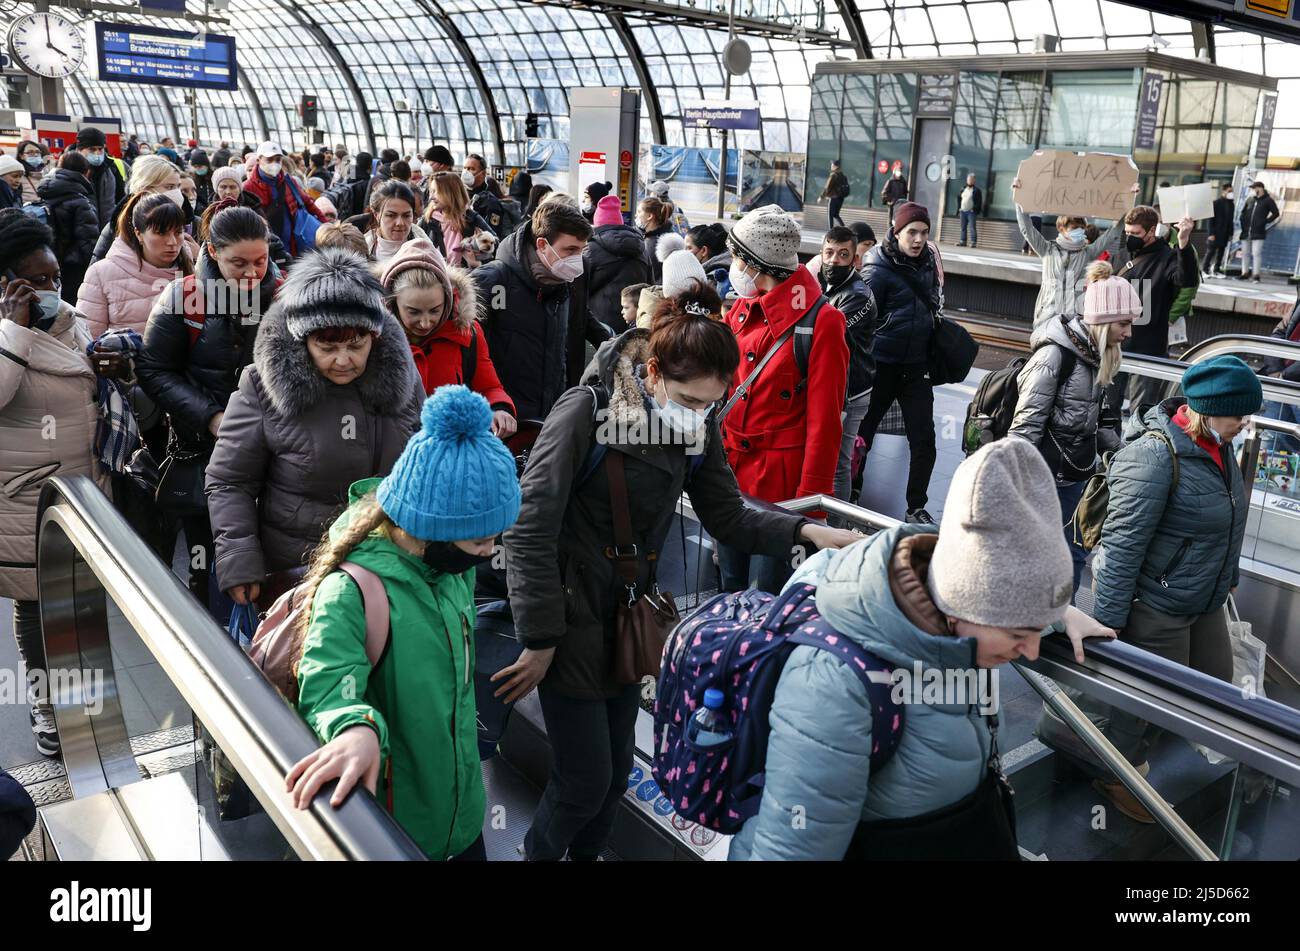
[
  {"xmin": 817, "ymin": 225, "xmax": 878, "ymax": 507},
  {"xmin": 473, "ymin": 198, "xmax": 594, "ymax": 420},
  {"xmin": 74, "ymin": 126, "xmax": 125, "ymax": 229},
  {"xmin": 464, "ymin": 153, "xmax": 505, "ymax": 232},
  {"xmin": 880, "ymin": 167, "xmax": 909, "ymax": 216},
  {"xmin": 1238, "ymin": 180, "xmax": 1280, "ymax": 282},
  {"xmin": 1119, "ymin": 204, "xmax": 1198, "ymax": 412},
  {"xmin": 1204, "ymin": 182, "xmax": 1234, "ymax": 277},
  {"xmin": 37, "ymin": 151, "xmax": 100, "ymax": 303}
]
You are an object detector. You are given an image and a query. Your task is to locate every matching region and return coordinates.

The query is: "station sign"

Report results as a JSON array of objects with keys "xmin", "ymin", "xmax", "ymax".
[
  {"xmin": 683, "ymin": 102, "xmax": 761, "ymax": 131},
  {"xmin": 1256, "ymin": 93, "xmax": 1279, "ymax": 162},
  {"xmin": 91, "ymin": 22, "xmax": 238, "ymax": 92},
  {"xmin": 1134, "ymin": 72, "xmax": 1164, "ymax": 151}
]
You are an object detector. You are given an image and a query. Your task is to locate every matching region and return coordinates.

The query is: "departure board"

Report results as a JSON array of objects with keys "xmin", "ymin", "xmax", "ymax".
[{"xmin": 91, "ymin": 22, "xmax": 237, "ymax": 92}]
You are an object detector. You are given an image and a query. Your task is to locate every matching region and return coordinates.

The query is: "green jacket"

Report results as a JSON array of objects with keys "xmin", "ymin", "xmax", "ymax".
[
  {"xmin": 296, "ymin": 478, "xmax": 483, "ymax": 860},
  {"xmin": 1167, "ymin": 229, "xmax": 1198, "ymax": 325}
]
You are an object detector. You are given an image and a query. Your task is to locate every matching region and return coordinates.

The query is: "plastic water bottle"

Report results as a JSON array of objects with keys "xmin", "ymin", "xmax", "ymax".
[{"xmin": 687, "ymin": 688, "xmax": 733, "ymax": 749}]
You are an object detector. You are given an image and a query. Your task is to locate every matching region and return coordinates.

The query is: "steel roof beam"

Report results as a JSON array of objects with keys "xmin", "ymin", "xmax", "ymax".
[{"xmin": 606, "ymin": 12, "xmax": 667, "ymax": 145}]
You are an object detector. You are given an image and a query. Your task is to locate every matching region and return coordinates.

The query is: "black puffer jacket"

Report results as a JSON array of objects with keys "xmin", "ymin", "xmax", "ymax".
[
  {"xmin": 470, "ymin": 183, "xmax": 505, "ymax": 233},
  {"xmin": 473, "ymin": 220, "xmax": 573, "ymax": 420},
  {"xmin": 87, "ymin": 159, "xmax": 126, "ymax": 229},
  {"xmin": 138, "ymin": 251, "xmax": 280, "ymax": 449},
  {"xmin": 37, "ymin": 170, "xmax": 100, "ymax": 284},
  {"xmin": 818, "ymin": 265, "xmax": 878, "ymax": 400},
  {"xmin": 860, "ymin": 235, "xmax": 942, "ymax": 366},
  {"xmin": 205, "ymin": 249, "xmax": 422, "ymax": 590},
  {"xmin": 1121, "ymin": 238, "xmax": 1198, "ymax": 358},
  {"xmin": 1240, "ymin": 192, "xmax": 1280, "ymax": 240},
  {"xmin": 642, "ymin": 224, "xmax": 675, "ymax": 281},
  {"xmin": 583, "ymin": 223, "xmax": 652, "ymax": 333},
  {"xmin": 504, "ymin": 328, "xmax": 808, "ymax": 698}
]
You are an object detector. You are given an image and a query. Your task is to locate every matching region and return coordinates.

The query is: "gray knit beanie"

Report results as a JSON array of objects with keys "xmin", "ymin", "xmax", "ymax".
[
  {"xmin": 926, "ymin": 439, "xmax": 1074, "ymax": 629},
  {"xmin": 276, "ymin": 246, "xmax": 389, "ymax": 340},
  {"xmin": 727, "ymin": 204, "xmax": 801, "ymax": 276}
]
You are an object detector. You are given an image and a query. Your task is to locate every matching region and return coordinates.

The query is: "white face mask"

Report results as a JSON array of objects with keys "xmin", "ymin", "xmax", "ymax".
[
  {"xmin": 421, "ymin": 163, "xmax": 433, "ymax": 178},
  {"xmin": 582, "ymin": 198, "xmax": 594, "ymax": 214},
  {"xmin": 656, "ymin": 377, "xmax": 712, "ymax": 436},
  {"xmin": 729, "ymin": 260, "xmax": 759, "ymax": 299},
  {"xmin": 262, "ymin": 161, "xmax": 282, "ymax": 178},
  {"xmin": 461, "ymin": 169, "xmax": 476, "ymax": 188},
  {"xmin": 541, "ymin": 241, "xmax": 584, "ymax": 282},
  {"xmin": 162, "ymin": 188, "xmax": 184, "ymax": 208}
]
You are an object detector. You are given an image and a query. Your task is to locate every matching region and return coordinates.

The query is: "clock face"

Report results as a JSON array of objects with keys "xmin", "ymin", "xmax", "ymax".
[{"xmin": 7, "ymin": 12, "xmax": 86, "ymax": 80}]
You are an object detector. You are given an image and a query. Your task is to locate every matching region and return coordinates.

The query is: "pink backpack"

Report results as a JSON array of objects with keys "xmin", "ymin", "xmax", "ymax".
[{"xmin": 247, "ymin": 562, "xmax": 390, "ymax": 706}]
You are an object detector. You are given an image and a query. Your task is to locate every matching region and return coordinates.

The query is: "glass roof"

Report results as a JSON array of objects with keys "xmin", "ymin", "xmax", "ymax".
[{"xmin": 46, "ymin": 1, "xmax": 1300, "ymax": 161}]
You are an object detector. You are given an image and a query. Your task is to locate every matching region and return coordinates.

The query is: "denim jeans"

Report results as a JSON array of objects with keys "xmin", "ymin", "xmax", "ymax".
[
  {"xmin": 959, "ymin": 211, "xmax": 977, "ymax": 246},
  {"xmin": 1241, "ymin": 237, "xmax": 1267, "ymax": 276},
  {"xmin": 828, "ymin": 196, "xmax": 845, "ymax": 228},
  {"xmin": 833, "ymin": 392, "xmax": 873, "ymax": 508},
  {"xmin": 1056, "ymin": 479, "xmax": 1088, "ymax": 597},
  {"xmin": 716, "ymin": 542, "xmax": 797, "ymax": 595}
]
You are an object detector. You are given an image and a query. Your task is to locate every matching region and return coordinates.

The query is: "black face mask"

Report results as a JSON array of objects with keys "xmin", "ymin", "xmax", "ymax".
[
  {"xmin": 1125, "ymin": 233, "xmax": 1146, "ymax": 255},
  {"xmin": 423, "ymin": 541, "xmax": 493, "ymax": 575},
  {"xmin": 822, "ymin": 262, "xmax": 853, "ymax": 288}
]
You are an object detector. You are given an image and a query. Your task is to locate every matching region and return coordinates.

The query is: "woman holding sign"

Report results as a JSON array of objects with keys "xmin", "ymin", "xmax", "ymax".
[{"xmin": 1012, "ymin": 176, "xmax": 1138, "ymax": 347}]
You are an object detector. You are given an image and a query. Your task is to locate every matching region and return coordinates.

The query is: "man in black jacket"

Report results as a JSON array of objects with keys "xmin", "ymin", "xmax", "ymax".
[
  {"xmin": 880, "ymin": 167, "xmax": 908, "ymax": 217},
  {"xmin": 474, "ymin": 197, "xmax": 594, "ymax": 420},
  {"xmin": 1120, "ymin": 204, "xmax": 1197, "ymax": 412},
  {"xmin": 74, "ymin": 126, "xmax": 125, "ymax": 229},
  {"xmin": 1239, "ymin": 180, "xmax": 1280, "ymax": 282},
  {"xmin": 1204, "ymin": 182, "xmax": 1234, "ymax": 278},
  {"xmin": 37, "ymin": 151, "xmax": 100, "ymax": 304},
  {"xmin": 464, "ymin": 153, "xmax": 504, "ymax": 233},
  {"xmin": 818, "ymin": 226, "xmax": 878, "ymax": 508}
]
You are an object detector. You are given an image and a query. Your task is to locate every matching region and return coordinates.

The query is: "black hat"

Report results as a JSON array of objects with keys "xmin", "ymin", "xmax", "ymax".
[
  {"xmin": 76, "ymin": 127, "xmax": 106, "ymax": 149},
  {"xmin": 586, "ymin": 180, "xmax": 613, "ymax": 201},
  {"xmin": 850, "ymin": 222, "xmax": 876, "ymax": 244},
  {"xmin": 425, "ymin": 145, "xmax": 454, "ymax": 166}
]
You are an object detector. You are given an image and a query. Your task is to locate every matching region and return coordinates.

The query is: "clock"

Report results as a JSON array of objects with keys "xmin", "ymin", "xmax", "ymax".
[{"xmin": 6, "ymin": 11, "xmax": 86, "ymax": 80}]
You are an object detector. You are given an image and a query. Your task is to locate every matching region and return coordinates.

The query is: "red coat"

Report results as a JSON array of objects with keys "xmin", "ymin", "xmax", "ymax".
[
  {"xmin": 723, "ymin": 264, "xmax": 848, "ymax": 504},
  {"xmin": 242, "ymin": 170, "xmax": 325, "ymax": 256},
  {"xmin": 409, "ymin": 269, "xmax": 515, "ymax": 415}
]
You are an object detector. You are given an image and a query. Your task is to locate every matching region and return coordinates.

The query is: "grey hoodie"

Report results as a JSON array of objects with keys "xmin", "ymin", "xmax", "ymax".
[{"xmin": 1017, "ymin": 205, "xmax": 1123, "ymax": 345}]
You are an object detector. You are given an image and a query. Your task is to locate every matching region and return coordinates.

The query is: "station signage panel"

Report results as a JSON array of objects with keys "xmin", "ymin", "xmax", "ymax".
[
  {"xmin": 683, "ymin": 103, "xmax": 761, "ymax": 131},
  {"xmin": 91, "ymin": 22, "xmax": 238, "ymax": 92},
  {"xmin": 1134, "ymin": 72, "xmax": 1164, "ymax": 151}
]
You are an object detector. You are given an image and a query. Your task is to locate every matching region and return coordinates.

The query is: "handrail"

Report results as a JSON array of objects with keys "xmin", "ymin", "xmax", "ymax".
[
  {"xmin": 36, "ymin": 476, "xmax": 426, "ymax": 861},
  {"xmin": 1120, "ymin": 351, "xmax": 1300, "ymax": 406},
  {"xmin": 1181, "ymin": 333, "xmax": 1300, "ymax": 365},
  {"xmin": 1014, "ymin": 664, "xmax": 1218, "ymax": 861}
]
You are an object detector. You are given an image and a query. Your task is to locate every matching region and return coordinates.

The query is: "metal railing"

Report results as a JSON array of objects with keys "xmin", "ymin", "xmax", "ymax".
[{"xmin": 36, "ymin": 476, "xmax": 425, "ymax": 861}]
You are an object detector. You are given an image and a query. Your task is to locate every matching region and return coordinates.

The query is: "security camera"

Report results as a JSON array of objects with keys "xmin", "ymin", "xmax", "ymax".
[
  {"xmin": 1150, "ymin": 33, "xmax": 1170, "ymax": 49},
  {"xmin": 211, "ymin": 0, "xmax": 232, "ymax": 10},
  {"xmin": 394, "ymin": 99, "xmax": 409, "ymax": 111}
]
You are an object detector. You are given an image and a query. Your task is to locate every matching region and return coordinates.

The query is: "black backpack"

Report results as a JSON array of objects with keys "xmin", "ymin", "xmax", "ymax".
[
  {"xmin": 962, "ymin": 344, "xmax": 1076, "ymax": 456},
  {"xmin": 323, "ymin": 180, "xmax": 354, "ymax": 219}
]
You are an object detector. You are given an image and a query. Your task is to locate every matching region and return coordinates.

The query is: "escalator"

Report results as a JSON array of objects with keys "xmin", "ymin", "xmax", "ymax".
[{"xmin": 14, "ymin": 474, "xmax": 1300, "ymax": 861}]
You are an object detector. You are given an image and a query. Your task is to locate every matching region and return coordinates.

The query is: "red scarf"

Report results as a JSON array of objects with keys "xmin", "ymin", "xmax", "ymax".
[{"xmin": 1172, "ymin": 404, "xmax": 1224, "ymax": 472}]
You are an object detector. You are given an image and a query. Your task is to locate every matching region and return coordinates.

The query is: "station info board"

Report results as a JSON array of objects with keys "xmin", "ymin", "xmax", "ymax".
[{"xmin": 91, "ymin": 22, "xmax": 237, "ymax": 92}]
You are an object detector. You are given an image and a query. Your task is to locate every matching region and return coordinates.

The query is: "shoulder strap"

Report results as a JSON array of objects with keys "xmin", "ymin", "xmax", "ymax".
[
  {"xmin": 1146, "ymin": 429, "xmax": 1181, "ymax": 495},
  {"xmin": 888, "ymin": 260, "xmax": 939, "ymax": 318},
  {"xmin": 791, "ymin": 295, "xmax": 828, "ymax": 383},
  {"xmin": 461, "ymin": 326, "xmax": 478, "ymax": 387},
  {"xmin": 719, "ymin": 295, "xmax": 827, "ymax": 423},
  {"xmin": 337, "ymin": 562, "xmax": 391, "ymax": 666},
  {"xmin": 575, "ymin": 384, "xmax": 610, "ymax": 486},
  {"xmin": 604, "ymin": 450, "xmax": 639, "ymax": 594}
]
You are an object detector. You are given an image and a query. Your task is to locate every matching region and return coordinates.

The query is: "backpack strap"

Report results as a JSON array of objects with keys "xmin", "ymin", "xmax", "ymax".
[
  {"xmin": 785, "ymin": 624, "xmax": 905, "ymax": 773},
  {"xmin": 603, "ymin": 450, "xmax": 642, "ymax": 599},
  {"xmin": 791, "ymin": 295, "xmax": 829, "ymax": 390},
  {"xmin": 1145, "ymin": 429, "xmax": 1181, "ymax": 495},
  {"xmin": 337, "ymin": 562, "xmax": 391, "ymax": 666},
  {"xmin": 720, "ymin": 294, "xmax": 827, "ymax": 423},
  {"xmin": 180, "ymin": 274, "xmax": 206, "ymax": 350}
]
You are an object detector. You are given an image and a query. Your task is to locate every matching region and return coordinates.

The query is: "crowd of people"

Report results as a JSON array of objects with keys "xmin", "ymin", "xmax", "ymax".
[{"xmin": 0, "ymin": 131, "xmax": 1289, "ymax": 863}]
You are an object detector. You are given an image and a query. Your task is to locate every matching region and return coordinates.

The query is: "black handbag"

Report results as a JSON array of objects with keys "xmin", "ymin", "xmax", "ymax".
[
  {"xmin": 888, "ymin": 255, "xmax": 978, "ymax": 386},
  {"xmin": 155, "ymin": 445, "xmax": 211, "ymax": 516}
]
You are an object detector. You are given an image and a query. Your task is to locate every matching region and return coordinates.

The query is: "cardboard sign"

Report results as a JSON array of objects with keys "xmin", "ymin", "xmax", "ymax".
[
  {"xmin": 1015, "ymin": 149, "xmax": 1138, "ymax": 220},
  {"xmin": 1157, "ymin": 182, "xmax": 1216, "ymax": 223}
]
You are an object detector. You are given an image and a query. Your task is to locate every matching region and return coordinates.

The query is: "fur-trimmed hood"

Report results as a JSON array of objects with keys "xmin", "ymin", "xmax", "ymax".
[
  {"xmin": 442, "ymin": 266, "xmax": 479, "ymax": 334},
  {"xmin": 582, "ymin": 326, "xmax": 654, "ymax": 432},
  {"xmin": 252, "ymin": 291, "xmax": 417, "ymax": 418}
]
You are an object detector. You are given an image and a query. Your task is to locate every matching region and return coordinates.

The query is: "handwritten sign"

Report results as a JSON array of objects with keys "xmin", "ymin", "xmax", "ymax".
[
  {"xmin": 1156, "ymin": 182, "xmax": 1215, "ymax": 223},
  {"xmin": 1016, "ymin": 149, "xmax": 1139, "ymax": 220}
]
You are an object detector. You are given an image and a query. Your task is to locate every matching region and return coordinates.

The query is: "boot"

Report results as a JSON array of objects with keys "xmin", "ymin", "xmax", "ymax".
[{"xmin": 1093, "ymin": 763, "xmax": 1156, "ymax": 824}]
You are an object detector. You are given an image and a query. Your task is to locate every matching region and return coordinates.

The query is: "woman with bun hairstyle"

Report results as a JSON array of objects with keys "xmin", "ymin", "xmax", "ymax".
[
  {"xmin": 1008, "ymin": 259, "xmax": 1134, "ymax": 594},
  {"xmin": 287, "ymin": 386, "xmax": 521, "ymax": 861},
  {"xmin": 636, "ymin": 196, "xmax": 675, "ymax": 281},
  {"xmin": 501, "ymin": 278, "xmax": 859, "ymax": 861},
  {"xmin": 685, "ymin": 222, "xmax": 732, "ymax": 297},
  {"xmin": 379, "ymin": 243, "xmax": 516, "ymax": 436}
]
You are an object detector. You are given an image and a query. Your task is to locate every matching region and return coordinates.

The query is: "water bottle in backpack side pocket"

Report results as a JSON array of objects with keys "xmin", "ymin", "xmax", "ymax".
[{"xmin": 685, "ymin": 688, "xmax": 734, "ymax": 750}]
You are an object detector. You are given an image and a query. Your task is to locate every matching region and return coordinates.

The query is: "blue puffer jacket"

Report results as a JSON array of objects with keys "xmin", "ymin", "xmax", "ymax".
[
  {"xmin": 860, "ymin": 236, "xmax": 942, "ymax": 366},
  {"xmin": 729, "ymin": 525, "xmax": 995, "ymax": 861},
  {"xmin": 1091, "ymin": 399, "xmax": 1248, "ymax": 629}
]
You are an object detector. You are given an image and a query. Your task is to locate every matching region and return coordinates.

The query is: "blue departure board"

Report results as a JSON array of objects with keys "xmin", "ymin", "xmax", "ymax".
[{"xmin": 92, "ymin": 22, "xmax": 237, "ymax": 92}]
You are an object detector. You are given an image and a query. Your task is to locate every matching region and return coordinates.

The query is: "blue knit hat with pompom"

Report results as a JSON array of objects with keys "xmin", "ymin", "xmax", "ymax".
[{"xmin": 377, "ymin": 386, "xmax": 520, "ymax": 541}]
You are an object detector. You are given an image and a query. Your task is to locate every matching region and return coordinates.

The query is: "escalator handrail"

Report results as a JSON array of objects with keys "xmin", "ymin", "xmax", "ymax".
[
  {"xmin": 1120, "ymin": 351, "xmax": 1300, "ymax": 405},
  {"xmin": 1181, "ymin": 332, "xmax": 1300, "ymax": 365},
  {"xmin": 37, "ymin": 475, "xmax": 426, "ymax": 861}
]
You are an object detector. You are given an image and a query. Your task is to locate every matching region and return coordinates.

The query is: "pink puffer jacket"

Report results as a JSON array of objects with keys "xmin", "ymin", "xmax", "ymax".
[
  {"xmin": 77, "ymin": 239, "xmax": 183, "ymax": 339},
  {"xmin": 0, "ymin": 305, "xmax": 107, "ymax": 601}
]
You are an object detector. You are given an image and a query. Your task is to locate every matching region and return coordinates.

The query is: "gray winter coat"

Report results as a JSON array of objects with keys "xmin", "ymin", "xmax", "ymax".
[
  {"xmin": 730, "ymin": 527, "xmax": 1000, "ymax": 861},
  {"xmin": 1091, "ymin": 399, "xmax": 1248, "ymax": 629},
  {"xmin": 204, "ymin": 257, "xmax": 422, "ymax": 592},
  {"xmin": 1017, "ymin": 205, "xmax": 1123, "ymax": 345},
  {"xmin": 504, "ymin": 327, "xmax": 808, "ymax": 699},
  {"xmin": 1009, "ymin": 316, "xmax": 1120, "ymax": 479}
]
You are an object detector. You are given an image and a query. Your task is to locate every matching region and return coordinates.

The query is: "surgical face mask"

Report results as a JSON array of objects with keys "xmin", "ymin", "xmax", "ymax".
[
  {"xmin": 32, "ymin": 289, "xmax": 61, "ymax": 331},
  {"xmin": 423, "ymin": 541, "xmax": 493, "ymax": 575},
  {"xmin": 262, "ymin": 161, "xmax": 282, "ymax": 178},
  {"xmin": 86, "ymin": 151, "xmax": 105, "ymax": 167},
  {"xmin": 541, "ymin": 241, "xmax": 584, "ymax": 282},
  {"xmin": 656, "ymin": 377, "xmax": 713, "ymax": 435},
  {"xmin": 1125, "ymin": 233, "xmax": 1146, "ymax": 255},
  {"xmin": 193, "ymin": 166, "xmax": 207, "ymax": 176},
  {"xmin": 729, "ymin": 260, "xmax": 759, "ymax": 299},
  {"xmin": 893, "ymin": 170, "xmax": 902, "ymax": 179},
  {"xmin": 822, "ymin": 262, "xmax": 853, "ymax": 288},
  {"xmin": 162, "ymin": 188, "xmax": 184, "ymax": 208},
  {"xmin": 581, "ymin": 198, "xmax": 594, "ymax": 214},
  {"xmin": 1066, "ymin": 228, "xmax": 1086, "ymax": 244},
  {"xmin": 421, "ymin": 163, "xmax": 433, "ymax": 178},
  {"xmin": 23, "ymin": 155, "xmax": 43, "ymax": 170},
  {"xmin": 461, "ymin": 169, "xmax": 476, "ymax": 188},
  {"xmin": 1223, "ymin": 190, "xmax": 1233, "ymax": 201}
]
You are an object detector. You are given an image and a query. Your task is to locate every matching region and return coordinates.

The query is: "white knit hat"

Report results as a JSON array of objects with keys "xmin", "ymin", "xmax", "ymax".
[
  {"xmin": 212, "ymin": 165, "xmax": 244, "ymax": 187},
  {"xmin": 926, "ymin": 439, "xmax": 1074, "ymax": 629},
  {"xmin": 661, "ymin": 248, "xmax": 707, "ymax": 299},
  {"xmin": 0, "ymin": 155, "xmax": 23, "ymax": 177}
]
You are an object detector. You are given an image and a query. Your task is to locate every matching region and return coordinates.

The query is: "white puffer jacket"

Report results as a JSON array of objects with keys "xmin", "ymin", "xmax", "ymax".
[{"xmin": 0, "ymin": 305, "xmax": 105, "ymax": 601}]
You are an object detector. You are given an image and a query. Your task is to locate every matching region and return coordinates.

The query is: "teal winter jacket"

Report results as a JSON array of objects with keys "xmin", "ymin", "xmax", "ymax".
[{"xmin": 1091, "ymin": 399, "xmax": 1248, "ymax": 629}]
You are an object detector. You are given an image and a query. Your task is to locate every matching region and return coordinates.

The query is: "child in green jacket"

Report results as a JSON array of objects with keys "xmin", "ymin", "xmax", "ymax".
[{"xmin": 285, "ymin": 385, "xmax": 521, "ymax": 860}]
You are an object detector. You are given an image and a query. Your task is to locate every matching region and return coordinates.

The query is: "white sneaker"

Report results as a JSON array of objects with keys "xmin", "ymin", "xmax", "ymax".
[{"xmin": 30, "ymin": 707, "xmax": 60, "ymax": 758}]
